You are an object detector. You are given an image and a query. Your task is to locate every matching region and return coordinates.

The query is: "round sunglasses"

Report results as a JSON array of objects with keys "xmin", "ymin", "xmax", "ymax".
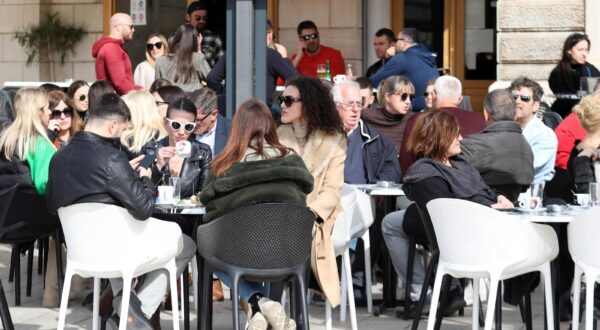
[
  {"xmin": 394, "ymin": 93, "xmax": 415, "ymax": 102},
  {"xmin": 166, "ymin": 118, "xmax": 196, "ymax": 132}
]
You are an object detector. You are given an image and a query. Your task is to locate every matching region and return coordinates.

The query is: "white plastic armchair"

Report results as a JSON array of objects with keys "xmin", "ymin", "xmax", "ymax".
[
  {"xmin": 327, "ymin": 183, "xmax": 358, "ymax": 330},
  {"xmin": 426, "ymin": 198, "xmax": 558, "ymax": 330},
  {"xmin": 56, "ymin": 203, "xmax": 182, "ymax": 330},
  {"xmin": 568, "ymin": 206, "xmax": 600, "ymax": 330}
]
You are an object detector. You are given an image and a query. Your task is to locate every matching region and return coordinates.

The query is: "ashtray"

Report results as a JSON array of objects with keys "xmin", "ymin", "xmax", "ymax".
[
  {"xmin": 547, "ymin": 204, "xmax": 564, "ymax": 213},
  {"xmin": 377, "ymin": 181, "xmax": 393, "ymax": 188}
]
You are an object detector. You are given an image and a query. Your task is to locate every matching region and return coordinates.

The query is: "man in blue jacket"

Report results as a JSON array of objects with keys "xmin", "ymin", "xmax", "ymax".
[{"xmin": 369, "ymin": 27, "xmax": 439, "ymax": 111}]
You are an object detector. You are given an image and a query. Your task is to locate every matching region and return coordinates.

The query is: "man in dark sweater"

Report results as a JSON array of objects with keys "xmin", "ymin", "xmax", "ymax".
[
  {"xmin": 399, "ymin": 75, "xmax": 485, "ymax": 178},
  {"xmin": 460, "ymin": 89, "xmax": 534, "ymax": 202}
]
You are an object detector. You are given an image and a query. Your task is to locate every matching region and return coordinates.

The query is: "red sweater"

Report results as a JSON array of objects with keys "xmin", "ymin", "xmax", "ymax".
[
  {"xmin": 291, "ymin": 45, "xmax": 345, "ymax": 78},
  {"xmin": 92, "ymin": 36, "xmax": 141, "ymax": 95},
  {"xmin": 554, "ymin": 113, "xmax": 586, "ymax": 169},
  {"xmin": 399, "ymin": 107, "xmax": 485, "ymax": 179}
]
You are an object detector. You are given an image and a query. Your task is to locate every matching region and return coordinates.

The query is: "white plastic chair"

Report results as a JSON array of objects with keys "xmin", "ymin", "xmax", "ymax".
[
  {"xmin": 326, "ymin": 184, "xmax": 359, "ymax": 330},
  {"xmin": 568, "ymin": 206, "xmax": 600, "ymax": 330},
  {"xmin": 56, "ymin": 203, "xmax": 182, "ymax": 330},
  {"xmin": 426, "ymin": 198, "xmax": 558, "ymax": 330}
]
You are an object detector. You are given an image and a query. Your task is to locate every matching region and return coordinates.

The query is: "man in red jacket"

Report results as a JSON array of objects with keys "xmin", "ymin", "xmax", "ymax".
[{"xmin": 92, "ymin": 13, "xmax": 142, "ymax": 95}]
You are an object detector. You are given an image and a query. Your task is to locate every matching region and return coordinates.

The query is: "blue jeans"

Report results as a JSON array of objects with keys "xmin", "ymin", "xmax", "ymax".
[{"xmin": 215, "ymin": 272, "xmax": 268, "ymax": 301}]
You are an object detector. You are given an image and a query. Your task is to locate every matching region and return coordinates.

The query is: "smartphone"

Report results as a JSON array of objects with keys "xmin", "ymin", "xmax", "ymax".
[{"xmin": 139, "ymin": 154, "xmax": 156, "ymax": 169}]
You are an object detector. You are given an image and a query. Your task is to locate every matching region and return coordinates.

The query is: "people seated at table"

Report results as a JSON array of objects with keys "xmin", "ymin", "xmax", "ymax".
[
  {"xmin": 567, "ymin": 92, "xmax": 600, "ymax": 193},
  {"xmin": 460, "ymin": 89, "xmax": 534, "ymax": 202},
  {"xmin": 120, "ymin": 90, "xmax": 167, "ymax": 159},
  {"xmin": 153, "ymin": 85, "xmax": 185, "ymax": 119},
  {"xmin": 67, "ymin": 80, "xmax": 89, "ymax": 122},
  {"xmin": 277, "ymin": 76, "xmax": 346, "ymax": 309},
  {"xmin": 399, "ymin": 75, "xmax": 486, "ymax": 178},
  {"xmin": 200, "ymin": 98, "xmax": 314, "ymax": 329},
  {"xmin": 423, "ymin": 78, "xmax": 436, "ymax": 110},
  {"xmin": 46, "ymin": 93, "xmax": 196, "ymax": 329},
  {"xmin": 143, "ymin": 97, "xmax": 212, "ymax": 199},
  {"xmin": 134, "ymin": 34, "xmax": 169, "ymax": 90},
  {"xmin": 355, "ymin": 77, "xmax": 375, "ymax": 109},
  {"xmin": 361, "ymin": 75, "xmax": 415, "ymax": 160},
  {"xmin": 510, "ymin": 76, "xmax": 558, "ymax": 184},
  {"xmin": 382, "ymin": 110, "xmax": 513, "ymax": 313},
  {"xmin": 0, "ymin": 88, "xmax": 62, "ymax": 306},
  {"xmin": 188, "ymin": 88, "xmax": 231, "ymax": 156},
  {"xmin": 47, "ymin": 90, "xmax": 85, "ymax": 149}
]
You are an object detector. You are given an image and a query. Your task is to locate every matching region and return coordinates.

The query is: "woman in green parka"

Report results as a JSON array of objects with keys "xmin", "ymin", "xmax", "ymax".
[{"xmin": 200, "ymin": 98, "xmax": 313, "ymax": 330}]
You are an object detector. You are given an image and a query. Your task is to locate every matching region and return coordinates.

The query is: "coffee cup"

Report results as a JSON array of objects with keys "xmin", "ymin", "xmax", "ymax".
[
  {"xmin": 519, "ymin": 196, "xmax": 542, "ymax": 209},
  {"xmin": 176, "ymin": 140, "xmax": 192, "ymax": 158},
  {"xmin": 157, "ymin": 185, "xmax": 174, "ymax": 204},
  {"xmin": 333, "ymin": 74, "xmax": 347, "ymax": 83},
  {"xmin": 575, "ymin": 193, "xmax": 590, "ymax": 206}
]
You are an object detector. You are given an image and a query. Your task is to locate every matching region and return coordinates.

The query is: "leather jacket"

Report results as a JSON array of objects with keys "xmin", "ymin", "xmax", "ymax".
[
  {"xmin": 143, "ymin": 137, "xmax": 212, "ymax": 198},
  {"xmin": 46, "ymin": 131, "xmax": 156, "ymax": 220}
]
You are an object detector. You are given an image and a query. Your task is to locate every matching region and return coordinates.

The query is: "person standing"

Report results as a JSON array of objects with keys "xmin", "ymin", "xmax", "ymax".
[
  {"xmin": 134, "ymin": 34, "xmax": 169, "ymax": 90},
  {"xmin": 92, "ymin": 13, "xmax": 141, "ymax": 95},
  {"xmin": 185, "ymin": 1, "xmax": 224, "ymax": 68},
  {"xmin": 291, "ymin": 20, "xmax": 346, "ymax": 78}
]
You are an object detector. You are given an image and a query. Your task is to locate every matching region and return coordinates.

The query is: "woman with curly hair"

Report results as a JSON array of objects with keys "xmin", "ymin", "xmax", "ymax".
[{"xmin": 277, "ymin": 76, "xmax": 346, "ymax": 308}]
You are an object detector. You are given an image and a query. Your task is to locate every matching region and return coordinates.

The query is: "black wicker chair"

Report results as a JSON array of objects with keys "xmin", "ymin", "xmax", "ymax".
[{"xmin": 197, "ymin": 203, "xmax": 315, "ymax": 330}]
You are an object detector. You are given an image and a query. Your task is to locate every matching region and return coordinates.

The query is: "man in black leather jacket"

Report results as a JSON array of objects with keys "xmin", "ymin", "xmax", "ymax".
[{"xmin": 46, "ymin": 93, "xmax": 195, "ymax": 329}]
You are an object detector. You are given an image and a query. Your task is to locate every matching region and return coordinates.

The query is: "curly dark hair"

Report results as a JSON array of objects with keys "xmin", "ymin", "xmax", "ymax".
[{"xmin": 284, "ymin": 76, "xmax": 345, "ymax": 137}]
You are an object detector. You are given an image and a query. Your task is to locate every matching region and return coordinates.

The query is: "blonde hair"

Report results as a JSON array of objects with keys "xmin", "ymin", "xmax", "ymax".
[
  {"xmin": 0, "ymin": 88, "xmax": 55, "ymax": 160},
  {"xmin": 377, "ymin": 75, "xmax": 415, "ymax": 107},
  {"xmin": 121, "ymin": 90, "xmax": 167, "ymax": 153},
  {"xmin": 145, "ymin": 34, "xmax": 169, "ymax": 67},
  {"xmin": 573, "ymin": 92, "xmax": 600, "ymax": 133}
]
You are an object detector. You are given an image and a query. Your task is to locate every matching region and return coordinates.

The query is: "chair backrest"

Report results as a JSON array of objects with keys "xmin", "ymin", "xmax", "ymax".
[
  {"xmin": 542, "ymin": 110, "xmax": 563, "ymax": 130},
  {"xmin": 58, "ymin": 203, "xmax": 181, "ymax": 273},
  {"xmin": 332, "ymin": 184, "xmax": 358, "ymax": 252},
  {"xmin": 0, "ymin": 184, "xmax": 18, "ymax": 232},
  {"xmin": 0, "ymin": 89, "xmax": 14, "ymax": 127},
  {"xmin": 196, "ymin": 203, "xmax": 315, "ymax": 270},
  {"xmin": 427, "ymin": 198, "xmax": 556, "ymax": 269},
  {"xmin": 349, "ymin": 188, "xmax": 374, "ymax": 238},
  {"xmin": 568, "ymin": 206, "xmax": 600, "ymax": 268}
]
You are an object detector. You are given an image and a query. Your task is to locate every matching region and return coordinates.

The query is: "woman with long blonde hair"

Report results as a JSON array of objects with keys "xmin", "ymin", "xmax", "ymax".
[{"xmin": 121, "ymin": 90, "xmax": 168, "ymax": 158}]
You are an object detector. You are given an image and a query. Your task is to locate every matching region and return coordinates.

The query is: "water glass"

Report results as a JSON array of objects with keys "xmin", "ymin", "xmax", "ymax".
[
  {"xmin": 530, "ymin": 182, "xmax": 544, "ymax": 201},
  {"xmin": 169, "ymin": 177, "xmax": 181, "ymax": 201},
  {"xmin": 590, "ymin": 183, "xmax": 599, "ymax": 206}
]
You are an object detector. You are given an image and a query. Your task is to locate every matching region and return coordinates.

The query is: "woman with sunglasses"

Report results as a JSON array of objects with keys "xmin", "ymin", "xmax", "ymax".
[
  {"xmin": 155, "ymin": 24, "xmax": 210, "ymax": 92},
  {"xmin": 361, "ymin": 75, "xmax": 416, "ymax": 156},
  {"xmin": 143, "ymin": 97, "xmax": 211, "ymax": 200},
  {"xmin": 121, "ymin": 90, "xmax": 167, "ymax": 159},
  {"xmin": 66, "ymin": 80, "xmax": 89, "ymax": 121},
  {"xmin": 276, "ymin": 76, "xmax": 346, "ymax": 309},
  {"xmin": 135, "ymin": 34, "xmax": 169, "ymax": 90},
  {"xmin": 549, "ymin": 33, "xmax": 600, "ymax": 118},
  {"xmin": 423, "ymin": 78, "xmax": 437, "ymax": 110},
  {"xmin": 47, "ymin": 91, "xmax": 84, "ymax": 149}
]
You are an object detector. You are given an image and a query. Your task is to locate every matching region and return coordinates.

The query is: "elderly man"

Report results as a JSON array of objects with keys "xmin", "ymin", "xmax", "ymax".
[
  {"xmin": 365, "ymin": 28, "xmax": 396, "ymax": 78},
  {"xmin": 188, "ymin": 88, "xmax": 231, "ymax": 156},
  {"xmin": 399, "ymin": 75, "xmax": 485, "ymax": 176},
  {"xmin": 291, "ymin": 20, "xmax": 346, "ymax": 78},
  {"xmin": 510, "ymin": 77, "xmax": 558, "ymax": 183},
  {"xmin": 460, "ymin": 89, "xmax": 534, "ymax": 201},
  {"xmin": 92, "ymin": 13, "xmax": 142, "ymax": 95},
  {"xmin": 369, "ymin": 27, "xmax": 439, "ymax": 111},
  {"xmin": 185, "ymin": 1, "xmax": 224, "ymax": 68}
]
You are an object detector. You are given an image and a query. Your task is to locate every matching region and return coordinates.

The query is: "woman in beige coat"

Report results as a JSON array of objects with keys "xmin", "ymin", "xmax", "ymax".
[{"xmin": 277, "ymin": 76, "xmax": 347, "ymax": 308}]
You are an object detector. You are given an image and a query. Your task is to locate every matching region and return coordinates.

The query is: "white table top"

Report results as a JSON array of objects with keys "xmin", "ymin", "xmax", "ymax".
[
  {"xmin": 350, "ymin": 183, "xmax": 405, "ymax": 196},
  {"xmin": 502, "ymin": 206, "xmax": 591, "ymax": 223}
]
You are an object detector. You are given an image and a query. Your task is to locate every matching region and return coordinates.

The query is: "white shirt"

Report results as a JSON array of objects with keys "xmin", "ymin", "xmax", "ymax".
[
  {"xmin": 195, "ymin": 118, "xmax": 217, "ymax": 155},
  {"xmin": 522, "ymin": 116, "xmax": 558, "ymax": 183}
]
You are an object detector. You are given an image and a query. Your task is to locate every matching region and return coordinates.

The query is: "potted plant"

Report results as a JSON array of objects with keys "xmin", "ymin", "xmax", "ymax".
[{"xmin": 14, "ymin": 11, "xmax": 87, "ymax": 81}]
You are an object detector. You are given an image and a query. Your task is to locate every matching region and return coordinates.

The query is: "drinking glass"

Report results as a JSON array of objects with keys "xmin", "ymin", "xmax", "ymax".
[
  {"xmin": 590, "ymin": 182, "xmax": 599, "ymax": 206},
  {"xmin": 316, "ymin": 64, "xmax": 326, "ymax": 79},
  {"xmin": 169, "ymin": 177, "xmax": 181, "ymax": 201}
]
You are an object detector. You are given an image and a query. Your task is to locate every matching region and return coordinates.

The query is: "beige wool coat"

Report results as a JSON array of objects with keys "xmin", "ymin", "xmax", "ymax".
[{"xmin": 277, "ymin": 124, "xmax": 347, "ymax": 308}]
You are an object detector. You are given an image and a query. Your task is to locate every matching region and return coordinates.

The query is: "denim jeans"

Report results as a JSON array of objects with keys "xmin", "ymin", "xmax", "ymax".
[{"xmin": 215, "ymin": 272, "xmax": 268, "ymax": 301}]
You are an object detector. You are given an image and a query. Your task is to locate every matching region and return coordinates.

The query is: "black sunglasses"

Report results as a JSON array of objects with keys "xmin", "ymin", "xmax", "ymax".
[
  {"xmin": 395, "ymin": 93, "xmax": 415, "ymax": 102},
  {"xmin": 278, "ymin": 95, "xmax": 302, "ymax": 107},
  {"xmin": 300, "ymin": 33, "xmax": 318, "ymax": 41},
  {"xmin": 166, "ymin": 118, "xmax": 196, "ymax": 132},
  {"xmin": 512, "ymin": 93, "xmax": 532, "ymax": 102},
  {"xmin": 146, "ymin": 42, "xmax": 163, "ymax": 51},
  {"xmin": 51, "ymin": 107, "xmax": 73, "ymax": 119}
]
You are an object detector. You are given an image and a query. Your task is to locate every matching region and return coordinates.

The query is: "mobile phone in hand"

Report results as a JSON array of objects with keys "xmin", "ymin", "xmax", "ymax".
[{"xmin": 139, "ymin": 154, "xmax": 156, "ymax": 169}]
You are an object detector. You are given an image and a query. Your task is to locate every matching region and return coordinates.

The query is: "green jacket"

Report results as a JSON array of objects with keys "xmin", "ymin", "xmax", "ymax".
[
  {"xmin": 24, "ymin": 137, "xmax": 56, "ymax": 196},
  {"xmin": 200, "ymin": 154, "xmax": 314, "ymax": 223}
]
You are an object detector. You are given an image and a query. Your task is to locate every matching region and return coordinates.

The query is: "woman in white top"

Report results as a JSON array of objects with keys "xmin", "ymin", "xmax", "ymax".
[{"xmin": 134, "ymin": 34, "xmax": 169, "ymax": 90}]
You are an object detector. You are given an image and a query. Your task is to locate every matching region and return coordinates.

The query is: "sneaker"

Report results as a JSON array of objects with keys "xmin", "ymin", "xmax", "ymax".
[
  {"xmin": 248, "ymin": 312, "xmax": 268, "ymax": 330},
  {"xmin": 258, "ymin": 297, "xmax": 296, "ymax": 330}
]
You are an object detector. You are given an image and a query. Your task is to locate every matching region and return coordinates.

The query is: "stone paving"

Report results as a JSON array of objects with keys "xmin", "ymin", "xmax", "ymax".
[{"xmin": 0, "ymin": 242, "xmax": 577, "ymax": 329}]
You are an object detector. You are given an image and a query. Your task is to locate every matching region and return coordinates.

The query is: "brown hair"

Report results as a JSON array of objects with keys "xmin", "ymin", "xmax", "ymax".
[
  {"xmin": 48, "ymin": 90, "xmax": 84, "ymax": 145},
  {"xmin": 211, "ymin": 98, "xmax": 290, "ymax": 177},
  {"xmin": 407, "ymin": 109, "xmax": 460, "ymax": 162},
  {"xmin": 573, "ymin": 92, "xmax": 600, "ymax": 133}
]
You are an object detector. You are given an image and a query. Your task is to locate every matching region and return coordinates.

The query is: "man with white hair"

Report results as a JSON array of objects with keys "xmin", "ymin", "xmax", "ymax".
[
  {"xmin": 398, "ymin": 75, "xmax": 485, "ymax": 177},
  {"xmin": 92, "ymin": 13, "xmax": 142, "ymax": 95}
]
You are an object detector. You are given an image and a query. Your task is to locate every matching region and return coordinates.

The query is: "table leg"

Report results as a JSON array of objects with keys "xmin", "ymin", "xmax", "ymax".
[
  {"xmin": 183, "ymin": 267, "xmax": 190, "ymax": 330},
  {"xmin": 373, "ymin": 196, "xmax": 398, "ymax": 316}
]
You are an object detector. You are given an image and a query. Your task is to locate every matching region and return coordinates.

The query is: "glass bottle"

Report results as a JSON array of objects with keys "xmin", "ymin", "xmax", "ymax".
[{"xmin": 324, "ymin": 60, "xmax": 332, "ymax": 81}]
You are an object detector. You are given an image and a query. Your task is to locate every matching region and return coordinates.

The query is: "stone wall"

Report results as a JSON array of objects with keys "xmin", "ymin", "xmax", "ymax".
[
  {"xmin": 0, "ymin": 0, "xmax": 102, "ymax": 87},
  {"xmin": 277, "ymin": 0, "xmax": 364, "ymax": 76}
]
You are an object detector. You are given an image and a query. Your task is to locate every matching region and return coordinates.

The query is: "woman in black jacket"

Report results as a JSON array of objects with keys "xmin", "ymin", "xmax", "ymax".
[{"xmin": 549, "ymin": 33, "xmax": 600, "ymax": 118}]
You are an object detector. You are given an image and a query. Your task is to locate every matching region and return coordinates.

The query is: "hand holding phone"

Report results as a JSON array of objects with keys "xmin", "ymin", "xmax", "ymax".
[{"xmin": 139, "ymin": 154, "xmax": 156, "ymax": 169}]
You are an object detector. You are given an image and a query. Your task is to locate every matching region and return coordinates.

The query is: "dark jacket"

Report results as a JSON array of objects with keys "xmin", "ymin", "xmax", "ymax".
[
  {"xmin": 46, "ymin": 131, "xmax": 156, "ymax": 220},
  {"xmin": 549, "ymin": 62, "xmax": 600, "ymax": 118},
  {"xmin": 567, "ymin": 141, "xmax": 597, "ymax": 194},
  {"xmin": 143, "ymin": 137, "xmax": 212, "ymax": 198},
  {"xmin": 199, "ymin": 153, "xmax": 314, "ymax": 223},
  {"xmin": 214, "ymin": 115, "xmax": 231, "ymax": 156},
  {"xmin": 369, "ymin": 44, "xmax": 440, "ymax": 111},
  {"xmin": 347, "ymin": 120, "xmax": 401, "ymax": 183},
  {"xmin": 460, "ymin": 121, "xmax": 534, "ymax": 187}
]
